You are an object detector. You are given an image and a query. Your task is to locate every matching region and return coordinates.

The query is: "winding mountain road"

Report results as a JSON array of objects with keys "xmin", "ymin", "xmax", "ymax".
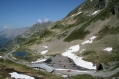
[
  {"xmin": 2, "ymin": 45, "xmax": 28, "ymax": 65},
  {"xmin": 55, "ymin": 66, "xmax": 119, "ymax": 77}
]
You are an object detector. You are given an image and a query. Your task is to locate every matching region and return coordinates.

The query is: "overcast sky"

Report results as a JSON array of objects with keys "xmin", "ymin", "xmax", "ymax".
[{"xmin": 0, "ymin": 0, "xmax": 85, "ymax": 31}]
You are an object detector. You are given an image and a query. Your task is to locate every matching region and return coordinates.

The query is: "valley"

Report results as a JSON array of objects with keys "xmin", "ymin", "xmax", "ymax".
[{"xmin": 0, "ymin": 0, "xmax": 119, "ymax": 79}]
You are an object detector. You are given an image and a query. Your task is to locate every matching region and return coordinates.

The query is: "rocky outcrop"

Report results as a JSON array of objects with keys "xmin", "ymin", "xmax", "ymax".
[
  {"xmin": 111, "ymin": 7, "xmax": 116, "ymax": 15},
  {"xmin": 110, "ymin": 7, "xmax": 119, "ymax": 15},
  {"xmin": 96, "ymin": 0, "xmax": 106, "ymax": 9},
  {"xmin": 96, "ymin": 63, "xmax": 103, "ymax": 70}
]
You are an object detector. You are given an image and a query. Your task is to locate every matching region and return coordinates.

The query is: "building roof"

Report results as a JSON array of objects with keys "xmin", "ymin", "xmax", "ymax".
[{"xmin": 29, "ymin": 63, "xmax": 54, "ymax": 72}]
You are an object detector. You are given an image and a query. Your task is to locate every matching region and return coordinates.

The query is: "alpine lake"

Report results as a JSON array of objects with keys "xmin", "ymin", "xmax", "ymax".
[{"xmin": 13, "ymin": 51, "xmax": 29, "ymax": 60}]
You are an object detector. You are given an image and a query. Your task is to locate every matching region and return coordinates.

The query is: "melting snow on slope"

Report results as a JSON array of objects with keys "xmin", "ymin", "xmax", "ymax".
[
  {"xmin": 41, "ymin": 50, "xmax": 48, "ymax": 54},
  {"xmin": 62, "ymin": 45, "xmax": 96, "ymax": 70},
  {"xmin": 82, "ymin": 36, "xmax": 97, "ymax": 45},
  {"xmin": 76, "ymin": 11, "xmax": 82, "ymax": 16},
  {"xmin": 0, "ymin": 56, "xmax": 2, "ymax": 58},
  {"xmin": 71, "ymin": 11, "xmax": 82, "ymax": 17},
  {"xmin": 71, "ymin": 14, "xmax": 75, "ymax": 17},
  {"xmin": 9, "ymin": 72, "xmax": 35, "ymax": 79},
  {"xmin": 68, "ymin": 45, "xmax": 80, "ymax": 52},
  {"xmin": 92, "ymin": 10, "xmax": 100, "ymax": 15},
  {"xmin": 62, "ymin": 75, "xmax": 68, "ymax": 78},
  {"xmin": 42, "ymin": 46, "xmax": 48, "ymax": 48},
  {"xmin": 103, "ymin": 47, "xmax": 113, "ymax": 52}
]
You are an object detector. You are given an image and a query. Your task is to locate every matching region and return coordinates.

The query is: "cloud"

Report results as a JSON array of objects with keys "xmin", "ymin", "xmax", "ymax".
[
  {"xmin": 38, "ymin": 19, "xmax": 42, "ymax": 23},
  {"xmin": 3, "ymin": 25, "xmax": 10, "ymax": 29},
  {"xmin": 37, "ymin": 18, "xmax": 50, "ymax": 23},
  {"xmin": 44, "ymin": 18, "xmax": 50, "ymax": 22}
]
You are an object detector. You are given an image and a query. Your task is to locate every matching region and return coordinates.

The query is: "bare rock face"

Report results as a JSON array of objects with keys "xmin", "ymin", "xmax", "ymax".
[
  {"xmin": 111, "ymin": 7, "xmax": 116, "ymax": 15},
  {"xmin": 118, "ymin": 7, "xmax": 119, "ymax": 12},
  {"xmin": 96, "ymin": 0, "xmax": 106, "ymax": 9},
  {"xmin": 110, "ymin": 6, "xmax": 119, "ymax": 15},
  {"xmin": 96, "ymin": 63, "xmax": 103, "ymax": 70}
]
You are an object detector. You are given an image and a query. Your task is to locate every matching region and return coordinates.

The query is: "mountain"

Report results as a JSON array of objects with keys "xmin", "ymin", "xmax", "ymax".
[
  {"xmin": 0, "ymin": 28, "xmax": 29, "ymax": 47},
  {"xmin": 0, "ymin": 21, "xmax": 54, "ymax": 52},
  {"xmin": 1, "ymin": 0, "xmax": 119, "ymax": 78},
  {"xmin": 21, "ymin": 21, "xmax": 54, "ymax": 38}
]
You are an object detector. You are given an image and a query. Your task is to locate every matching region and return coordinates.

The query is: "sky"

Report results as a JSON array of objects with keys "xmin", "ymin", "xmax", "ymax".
[{"xmin": 0, "ymin": 0, "xmax": 85, "ymax": 31}]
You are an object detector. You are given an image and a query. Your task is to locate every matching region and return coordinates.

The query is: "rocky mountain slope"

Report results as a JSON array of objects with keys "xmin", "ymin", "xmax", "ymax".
[
  {"xmin": 0, "ymin": 21, "xmax": 54, "ymax": 52},
  {"xmin": 0, "ymin": 0, "xmax": 119, "ymax": 78},
  {"xmin": 28, "ymin": 0, "xmax": 119, "ymax": 68}
]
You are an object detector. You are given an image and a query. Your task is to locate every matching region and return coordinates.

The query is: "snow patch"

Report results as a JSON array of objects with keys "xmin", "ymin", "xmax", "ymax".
[
  {"xmin": 41, "ymin": 50, "xmax": 48, "ymax": 54},
  {"xmin": 62, "ymin": 45, "xmax": 96, "ymax": 70},
  {"xmin": 69, "ymin": 45, "xmax": 80, "ymax": 52},
  {"xmin": 76, "ymin": 11, "xmax": 82, "ymax": 16},
  {"xmin": 42, "ymin": 46, "xmax": 48, "ymax": 48},
  {"xmin": 9, "ymin": 72, "xmax": 35, "ymax": 79},
  {"xmin": 92, "ymin": 10, "xmax": 100, "ymax": 15},
  {"xmin": 62, "ymin": 75, "xmax": 68, "ymax": 78},
  {"xmin": 80, "ymin": 49, "xmax": 85, "ymax": 53},
  {"xmin": 71, "ymin": 14, "xmax": 75, "ymax": 17},
  {"xmin": 82, "ymin": 36, "xmax": 97, "ymax": 45},
  {"xmin": 0, "ymin": 56, "xmax": 2, "ymax": 58},
  {"xmin": 31, "ymin": 59, "xmax": 47, "ymax": 63},
  {"xmin": 71, "ymin": 11, "xmax": 82, "ymax": 17},
  {"xmin": 103, "ymin": 47, "xmax": 113, "ymax": 52}
]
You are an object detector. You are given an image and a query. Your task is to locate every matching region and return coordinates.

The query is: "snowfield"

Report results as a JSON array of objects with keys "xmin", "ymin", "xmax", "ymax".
[
  {"xmin": 9, "ymin": 72, "xmax": 35, "ymax": 79},
  {"xmin": 41, "ymin": 50, "xmax": 48, "ymax": 54},
  {"xmin": 82, "ymin": 36, "xmax": 97, "ymax": 45},
  {"xmin": 92, "ymin": 10, "xmax": 100, "ymax": 15},
  {"xmin": 103, "ymin": 47, "xmax": 113, "ymax": 52},
  {"xmin": 68, "ymin": 45, "xmax": 80, "ymax": 52},
  {"xmin": 62, "ymin": 45, "xmax": 96, "ymax": 70}
]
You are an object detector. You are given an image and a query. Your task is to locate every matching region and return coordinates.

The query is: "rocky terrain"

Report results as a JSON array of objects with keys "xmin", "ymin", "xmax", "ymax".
[{"xmin": 0, "ymin": 0, "xmax": 119, "ymax": 79}]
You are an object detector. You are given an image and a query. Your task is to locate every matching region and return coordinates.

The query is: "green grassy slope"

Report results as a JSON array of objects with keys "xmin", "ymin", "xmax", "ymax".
[{"xmin": 64, "ymin": 0, "xmax": 118, "ymax": 42}]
